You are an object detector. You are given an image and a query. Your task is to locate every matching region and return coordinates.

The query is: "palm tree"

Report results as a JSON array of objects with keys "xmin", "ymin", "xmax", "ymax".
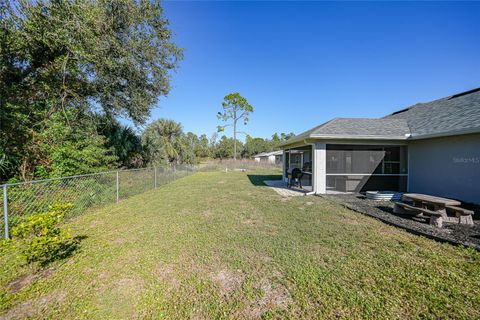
[
  {"xmin": 142, "ymin": 119, "xmax": 184, "ymax": 166},
  {"xmin": 96, "ymin": 117, "xmax": 144, "ymax": 168}
]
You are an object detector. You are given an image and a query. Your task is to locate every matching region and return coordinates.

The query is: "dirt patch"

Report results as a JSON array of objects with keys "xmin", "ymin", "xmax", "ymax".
[
  {"xmin": 155, "ymin": 263, "xmax": 181, "ymax": 290},
  {"xmin": 342, "ymin": 216, "xmax": 364, "ymax": 225},
  {"xmin": 210, "ymin": 269, "xmax": 245, "ymax": 296},
  {"xmin": 178, "ymin": 208, "xmax": 194, "ymax": 216},
  {"xmin": 255, "ymin": 252, "xmax": 273, "ymax": 263},
  {"xmin": 1, "ymin": 290, "xmax": 66, "ymax": 320},
  {"xmin": 116, "ymin": 277, "xmax": 144, "ymax": 292},
  {"xmin": 89, "ymin": 220, "xmax": 103, "ymax": 228},
  {"xmin": 242, "ymin": 217, "xmax": 263, "ymax": 226},
  {"xmin": 201, "ymin": 210, "xmax": 212, "ymax": 218},
  {"xmin": 112, "ymin": 237, "xmax": 128, "ymax": 245},
  {"xmin": 243, "ymin": 279, "xmax": 292, "ymax": 319},
  {"xmin": 280, "ymin": 197, "xmax": 292, "ymax": 202},
  {"xmin": 7, "ymin": 268, "xmax": 55, "ymax": 294}
]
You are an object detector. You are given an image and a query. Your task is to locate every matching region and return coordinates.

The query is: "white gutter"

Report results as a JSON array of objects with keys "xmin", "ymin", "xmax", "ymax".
[{"xmin": 310, "ymin": 134, "xmax": 408, "ymax": 140}]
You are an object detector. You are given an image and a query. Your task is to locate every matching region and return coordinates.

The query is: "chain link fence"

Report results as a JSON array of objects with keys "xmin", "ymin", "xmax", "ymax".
[{"xmin": 0, "ymin": 165, "xmax": 195, "ymax": 239}]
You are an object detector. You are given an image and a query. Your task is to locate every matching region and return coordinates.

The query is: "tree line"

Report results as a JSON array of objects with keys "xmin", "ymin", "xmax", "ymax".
[
  {"xmin": 0, "ymin": 1, "xmax": 293, "ymax": 184},
  {"xmin": 0, "ymin": 0, "xmax": 181, "ymax": 183}
]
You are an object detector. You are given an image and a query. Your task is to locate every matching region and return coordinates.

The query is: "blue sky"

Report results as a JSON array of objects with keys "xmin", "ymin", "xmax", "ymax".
[{"xmin": 145, "ymin": 1, "xmax": 480, "ymax": 140}]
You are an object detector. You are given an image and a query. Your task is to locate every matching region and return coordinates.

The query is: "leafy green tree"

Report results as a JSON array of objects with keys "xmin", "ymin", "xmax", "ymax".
[
  {"xmin": 0, "ymin": 0, "xmax": 182, "ymax": 181},
  {"xmin": 210, "ymin": 133, "xmax": 219, "ymax": 150},
  {"xmin": 178, "ymin": 135, "xmax": 196, "ymax": 165},
  {"xmin": 268, "ymin": 132, "xmax": 296, "ymax": 150},
  {"xmin": 271, "ymin": 133, "xmax": 281, "ymax": 143},
  {"xmin": 217, "ymin": 93, "xmax": 254, "ymax": 160},
  {"xmin": 34, "ymin": 113, "xmax": 117, "ymax": 178},
  {"xmin": 195, "ymin": 134, "xmax": 211, "ymax": 159},
  {"xmin": 185, "ymin": 132, "xmax": 199, "ymax": 154},
  {"xmin": 281, "ymin": 132, "xmax": 296, "ymax": 141},
  {"xmin": 243, "ymin": 135, "xmax": 270, "ymax": 158},
  {"xmin": 214, "ymin": 136, "xmax": 243, "ymax": 159}
]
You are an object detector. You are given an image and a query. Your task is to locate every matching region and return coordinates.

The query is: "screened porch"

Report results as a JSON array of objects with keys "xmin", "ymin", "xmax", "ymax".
[
  {"xmin": 326, "ymin": 144, "xmax": 408, "ymax": 193},
  {"xmin": 284, "ymin": 146, "xmax": 313, "ymax": 192}
]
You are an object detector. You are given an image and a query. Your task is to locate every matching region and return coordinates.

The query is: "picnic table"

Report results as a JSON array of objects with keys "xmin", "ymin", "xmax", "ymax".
[
  {"xmin": 404, "ymin": 193, "xmax": 460, "ymax": 214},
  {"xmin": 394, "ymin": 193, "xmax": 474, "ymax": 228}
]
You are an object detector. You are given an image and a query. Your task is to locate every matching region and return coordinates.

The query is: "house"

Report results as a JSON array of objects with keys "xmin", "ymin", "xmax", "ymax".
[
  {"xmin": 253, "ymin": 150, "xmax": 283, "ymax": 164},
  {"xmin": 279, "ymin": 88, "xmax": 480, "ymax": 204}
]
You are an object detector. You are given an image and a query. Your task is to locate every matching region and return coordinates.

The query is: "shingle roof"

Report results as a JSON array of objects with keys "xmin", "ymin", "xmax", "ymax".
[
  {"xmin": 253, "ymin": 150, "xmax": 283, "ymax": 157},
  {"xmin": 309, "ymin": 118, "xmax": 409, "ymax": 137},
  {"xmin": 281, "ymin": 88, "xmax": 480, "ymax": 146},
  {"xmin": 284, "ymin": 118, "xmax": 410, "ymax": 145},
  {"xmin": 253, "ymin": 152, "xmax": 269, "ymax": 157},
  {"xmin": 384, "ymin": 88, "xmax": 480, "ymax": 138}
]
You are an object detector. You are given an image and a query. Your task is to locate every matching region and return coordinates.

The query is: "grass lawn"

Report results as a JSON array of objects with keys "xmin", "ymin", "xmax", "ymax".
[{"xmin": 0, "ymin": 170, "xmax": 479, "ymax": 319}]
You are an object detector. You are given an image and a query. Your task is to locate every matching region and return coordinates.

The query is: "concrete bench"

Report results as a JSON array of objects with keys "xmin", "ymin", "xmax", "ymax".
[{"xmin": 446, "ymin": 206, "xmax": 474, "ymax": 226}]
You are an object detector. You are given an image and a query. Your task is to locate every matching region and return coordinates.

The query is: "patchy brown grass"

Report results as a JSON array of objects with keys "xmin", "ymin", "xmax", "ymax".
[
  {"xmin": 1, "ymin": 291, "xmax": 66, "ymax": 320},
  {"xmin": 7, "ymin": 268, "xmax": 55, "ymax": 294},
  {"xmin": 0, "ymin": 170, "xmax": 479, "ymax": 319},
  {"xmin": 210, "ymin": 269, "xmax": 245, "ymax": 296}
]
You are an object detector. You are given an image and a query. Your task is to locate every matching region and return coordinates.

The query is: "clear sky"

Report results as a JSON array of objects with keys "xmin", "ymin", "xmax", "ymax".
[{"xmin": 145, "ymin": 1, "xmax": 480, "ymax": 140}]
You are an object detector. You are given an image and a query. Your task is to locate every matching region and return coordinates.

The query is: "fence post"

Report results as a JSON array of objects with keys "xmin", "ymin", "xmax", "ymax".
[
  {"xmin": 3, "ymin": 185, "xmax": 9, "ymax": 239},
  {"xmin": 154, "ymin": 167, "xmax": 157, "ymax": 188},
  {"xmin": 116, "ymin": 171, "xmax": 119, "ymax": 203}
]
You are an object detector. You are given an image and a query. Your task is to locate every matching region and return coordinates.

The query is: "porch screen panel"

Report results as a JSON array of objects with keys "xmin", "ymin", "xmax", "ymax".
[
  {"xmin": 326, "ymin": 147, "xmax": 386, "ymax": 174},
  {"xmin": 285, "ymin": 146, "xmax": 313, "ymax": 191},
  {"xmin": 326, "ymin": 145, "xmax": 408, "ymax": 192},
  {"xmin": 326, "ymin": 175, "xmax": 407, "ymax": 192}
]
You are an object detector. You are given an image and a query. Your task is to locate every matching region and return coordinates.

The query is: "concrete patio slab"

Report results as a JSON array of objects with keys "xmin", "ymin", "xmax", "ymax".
[{"xmin": 264, "ymin": 180, "xmax": 310, "ymax": 197}]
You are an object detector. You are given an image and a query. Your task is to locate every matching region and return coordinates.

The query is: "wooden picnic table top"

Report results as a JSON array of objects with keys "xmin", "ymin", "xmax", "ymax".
[{"xmin": 403, "ymin": 193, "xmax": 461, "ymax": 206}]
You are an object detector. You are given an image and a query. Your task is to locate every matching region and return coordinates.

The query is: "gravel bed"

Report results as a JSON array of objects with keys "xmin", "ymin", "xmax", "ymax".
[{"xmin": 322, "ymin": 194, "xmax": 480, "ymax": 250}]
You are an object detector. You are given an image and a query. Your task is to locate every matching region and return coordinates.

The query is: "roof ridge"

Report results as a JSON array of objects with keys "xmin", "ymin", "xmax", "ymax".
[{"xmin": 387, "ymin": 87, "xmax": 480, "ymax": 117}]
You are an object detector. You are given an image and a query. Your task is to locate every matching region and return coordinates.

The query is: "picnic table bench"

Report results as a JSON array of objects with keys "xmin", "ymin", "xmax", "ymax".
[
  {"xmin": 446, "ymin": 205, "xmax": 475, "ymax": 225},
  {"xmin": 393, "ymin": 193, "xmax": 474, "ymax": 228}
]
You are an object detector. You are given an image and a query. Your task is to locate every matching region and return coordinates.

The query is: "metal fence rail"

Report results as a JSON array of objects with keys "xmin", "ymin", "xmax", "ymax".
[{"xmin": 0, "ymin": 165, "xmax": 194, "ymax": 239}]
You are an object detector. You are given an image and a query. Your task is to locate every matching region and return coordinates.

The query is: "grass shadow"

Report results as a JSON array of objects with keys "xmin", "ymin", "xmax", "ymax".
[
  {"xmin": 247, "ymin": 174, "xmax": 282, "ymax": 186},
  {"xmin": 40, "ymin": 235, "xmax": 87, "ymax": 267},
  {"xmin": 6, "ymin": 235, "xmax": 88, "ymax": 294}
]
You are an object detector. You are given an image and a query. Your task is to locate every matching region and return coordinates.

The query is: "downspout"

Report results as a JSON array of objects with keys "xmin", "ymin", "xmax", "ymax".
[{"xmin": 303, "ymin": 139, "xmax": 316, "ymax": 196}]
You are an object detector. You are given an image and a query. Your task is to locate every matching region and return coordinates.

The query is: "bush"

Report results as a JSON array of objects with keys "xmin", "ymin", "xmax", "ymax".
[{"xmin": 11, "ymin": 204, "xmax": 73, "ymax": 270}]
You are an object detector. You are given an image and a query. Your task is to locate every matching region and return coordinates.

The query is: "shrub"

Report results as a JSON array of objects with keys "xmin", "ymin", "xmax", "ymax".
[{"xmin": 11, "ymin": 204, "xmax": 73, "ymax": 270}]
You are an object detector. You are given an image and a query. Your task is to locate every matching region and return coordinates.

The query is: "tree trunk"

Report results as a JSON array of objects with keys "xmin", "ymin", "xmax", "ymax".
[{"xmin": 233, "ymin": 110, "xmax": 237, "ymax": 161}]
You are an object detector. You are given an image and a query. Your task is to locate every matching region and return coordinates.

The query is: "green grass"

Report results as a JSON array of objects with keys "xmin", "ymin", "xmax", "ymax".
[{"xmin": 0, "ymin": 170, "xmax": 479, "ymax": 319}]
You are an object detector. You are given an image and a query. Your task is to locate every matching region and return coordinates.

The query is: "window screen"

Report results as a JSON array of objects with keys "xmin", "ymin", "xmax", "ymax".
[{"xmin": 326, "ymin": 145, "xmax": 407, "ymax": 174}]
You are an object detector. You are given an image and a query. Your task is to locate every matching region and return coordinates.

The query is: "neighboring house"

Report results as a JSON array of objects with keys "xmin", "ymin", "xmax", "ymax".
[
  {"xmin": 280, "ymin": 88, "xmax": 480, "ymax": 204},
  {"xmin": 253, "ymin": 150, "xmax": 283, "ymax": 164}
]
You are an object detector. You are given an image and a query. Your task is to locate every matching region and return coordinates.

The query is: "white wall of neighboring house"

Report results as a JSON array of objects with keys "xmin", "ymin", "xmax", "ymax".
[{"xmin": 253, "ymin": 152, "xmax": 282, "ymax": 164}]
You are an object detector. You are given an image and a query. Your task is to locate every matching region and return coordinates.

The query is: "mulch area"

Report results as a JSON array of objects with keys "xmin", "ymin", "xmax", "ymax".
[{"xmin": 322, "ymin": 194, "xmax": 480, "ymax": 251}]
